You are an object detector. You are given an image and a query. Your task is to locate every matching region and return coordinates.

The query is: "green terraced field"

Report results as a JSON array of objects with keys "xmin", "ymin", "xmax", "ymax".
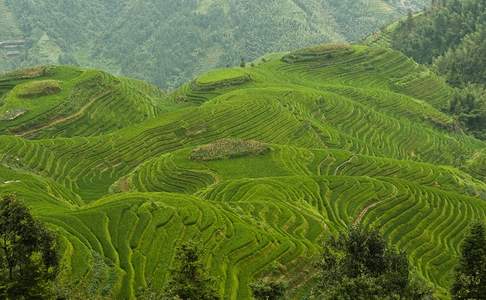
[{"xmin": 1, "ymin": 44, "xmax": 485, "ymax": 299}]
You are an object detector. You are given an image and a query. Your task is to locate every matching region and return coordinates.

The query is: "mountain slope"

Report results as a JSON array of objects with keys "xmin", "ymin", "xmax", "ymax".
[
  {"xmin": 1, "ymin": 44, "xmax": 484, "ymax": 299},
  {"xmin": 0, "ymin": 0, "xmax": 428, "ymax": 88},
  {"xmin": 0, "ymin": 66, "xmax": 170, "ymax": 139},
  {"xmin": 367, "ymin": 0, "xmax": 486, "ymax": 140},
  {"xmin": 368, "ymin": 0, "xmax": 486, "ymax": 86}
]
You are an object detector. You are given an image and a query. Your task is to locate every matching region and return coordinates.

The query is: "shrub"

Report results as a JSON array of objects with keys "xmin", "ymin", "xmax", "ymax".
[{"xmin": 250, "ymin": 278, "xmax": 287, "ymax": 300}]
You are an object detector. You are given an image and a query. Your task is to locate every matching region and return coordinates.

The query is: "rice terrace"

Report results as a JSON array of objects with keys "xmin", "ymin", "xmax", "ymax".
[{"xmin": 1, "ymin": 1, "xmax": 486, "ymax": 299}]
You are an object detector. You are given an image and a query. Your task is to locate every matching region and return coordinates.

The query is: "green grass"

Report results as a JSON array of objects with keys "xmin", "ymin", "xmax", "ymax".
[
  {"xmin": 0, "ymin": 66, "xmax": 171, "ymax": 138},
  {"xmin": 0, "ymin": 44, "xmax": 485, "ymax": 299}
]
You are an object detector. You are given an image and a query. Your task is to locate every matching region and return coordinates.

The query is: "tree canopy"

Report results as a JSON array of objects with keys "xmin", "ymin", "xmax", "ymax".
[
  {"xmin": 451, "ymin": 222, "xmax": 486, "ymax": 299},
  {"xmin": 312, "ymin": 225, "xmax": 434, "ymax": 299},
  {"xmin": 164, "ymin": 241, "xmax": 219, "ymax": 300},
  {"xmin": 0, "ymin": 194, "xmax": 59, "ymax": 299}
]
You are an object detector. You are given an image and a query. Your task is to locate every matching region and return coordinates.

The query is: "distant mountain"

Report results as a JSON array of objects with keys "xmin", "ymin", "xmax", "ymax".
[{"xmin": 0, "ymin": 0, "xmax": 428, "ymax": 88}]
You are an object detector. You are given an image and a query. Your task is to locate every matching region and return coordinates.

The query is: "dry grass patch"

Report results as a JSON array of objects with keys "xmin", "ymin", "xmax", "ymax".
[
  {"xmin": 17, "ymin": 80, "xmax": 62, "ymax": 98},
  {"xmin": 282, "ymin": 43, "xmax": 354, "ymax": 64},
  {"xmin": 190, "ymin": 139, "xmax": 270, "ymax": 161},
  {"xmin": 0, "ymin": 108, "xmax": 27, "ymax": 121},
  {"xmin": 2, "ymin": 66, "xmax": 48, "ymax": 80}
]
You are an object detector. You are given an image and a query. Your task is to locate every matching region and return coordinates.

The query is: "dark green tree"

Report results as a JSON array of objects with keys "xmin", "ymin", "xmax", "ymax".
[
  {"xmin": 449, "ymin": 85, "xmax": 486, "ymax": 140},
  {"xmin": 165, "ymin": 241, "xmax": 219, "ymax": 300},
  {"xmin": 313, "ymin": 225, "xmax": 435, "ymax": 299},
  {"xmin": 405, "ymin": 9, "xmax": 415, "ymax": 31},
  {"xmin": 0, "ymin": 194, "xmax": 59, "ymax": 299},
  {"xmin": 240, "ymin": 57, "xmax": 246, "ymax": 68},
  {"xmin": 451, "ymin": 222, "xmax": 486, "ymax": 299}
]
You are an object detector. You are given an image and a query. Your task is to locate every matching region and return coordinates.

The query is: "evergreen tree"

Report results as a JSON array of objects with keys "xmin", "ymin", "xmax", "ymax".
[
  {"xmin": 240, "ymin": 57, "xmax": 246, "ymax": 68},
  {"xmin": 451, "ymin": 222, "xmax": 486, "ymax": 299},
  {"xmin": 0, "ymin": 194, "xmax": 59, "ymax": 299},
  {"xmin": 165, "ymin": 241, "xmax": 219, "ymax": 300},
  {"xmin": 406, "ymin": 9, "xmax": 415, "ymax": 31},
  {"xmin": 313, "ymin": 225, "xmax": 434, "ymax": 299}
]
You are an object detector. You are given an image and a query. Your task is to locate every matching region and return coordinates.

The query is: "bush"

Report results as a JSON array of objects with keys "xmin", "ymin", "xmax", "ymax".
[{"xmin": 250, "ymin": 278, "xmax": 287, "ymax": 300}]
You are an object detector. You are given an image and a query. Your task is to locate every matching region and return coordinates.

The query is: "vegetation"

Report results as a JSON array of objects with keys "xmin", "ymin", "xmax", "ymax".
[
  {"xmin": 449, "ymin": 85, "xmax": 486, "ymax": 140},
  {"xmin": 0, "ymin": 194, "xmax": 59, "ymax": 299},
  {"xmin": 0, "ymin": 43, "xmax": 485, "ymax": 299},
  {"xmin": 16, "ymin": 80, "xmax": 61, "ymax": 98},
  {"xmin": 190, "ymin": 139, "xmax": 270, "ymax": 161},
  {"xmin": 164, "ymin": 242, "xmax": 219, "ymax": 299},
  {"xmin": 450, "ymin": 222, "xmax": 486, "ymax": 299},
  {"xmin": 250, "ymin": 278, "xmax": 287, "ymax": 300},
  {"xmin": 0, "ymin": 0, "xmax": 427, "ymax": 88},
  {"xmin": 372, "ymin": 0, "xmax": 486, "ymax": 140},
  {"xmin": 0, "ymin": 65, "xmax": 167, "ymax": 139},
  {"xmin": 312, "ymin": 225, "xmax": 434, "ymax": 299}
]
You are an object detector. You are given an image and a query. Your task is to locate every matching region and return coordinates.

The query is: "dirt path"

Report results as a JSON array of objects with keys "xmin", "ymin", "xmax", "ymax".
[
  {"xmin": 353, "ymin": 186, "xmax": 399, "ymax": 225},
  {"xmin": 317, "ymin": 155, "xmax": 335, "ymax": 176},
  {"xmin": 353, "ymin": 201, "xmax": 384, "ymax": 225},
  {"xmin": 333, "ymin": 155, "xmax": 356, "ymax": 175},
  {"xmin": 16, "ymin": 91, "xmax": 110, "ymax": 137}
]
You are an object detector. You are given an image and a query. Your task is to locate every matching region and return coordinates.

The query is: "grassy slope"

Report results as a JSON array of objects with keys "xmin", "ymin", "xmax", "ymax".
[
  {"xmin": 0, "ymin": 45, "xmax": 485, "ymax": 299},
  {"xmin": 0, "ymin": 66, "xmax": 170, "ymax": 139}
]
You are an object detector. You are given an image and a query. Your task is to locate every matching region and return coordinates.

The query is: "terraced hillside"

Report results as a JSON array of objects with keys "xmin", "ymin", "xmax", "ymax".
[
  {"xmin": 0, "ymin": 66, "xmax": 168, "ymax": 139},
  {"xmin": 1, "ymin": 44, "xmax": 485, "ymax": 299}
]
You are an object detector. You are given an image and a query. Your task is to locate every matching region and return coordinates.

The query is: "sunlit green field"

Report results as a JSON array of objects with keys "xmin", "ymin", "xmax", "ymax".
[{"xmin": 0, "ymin": 44, "xmax": 484, "ymax": 299}]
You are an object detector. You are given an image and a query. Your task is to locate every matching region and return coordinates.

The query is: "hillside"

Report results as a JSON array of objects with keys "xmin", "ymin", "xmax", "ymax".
[
  {"xmin": 0, "ymin": 0, "xmax": 428, "ymax": 88},
  {"xmin": 367, "ymin": 0, "xmax": 486, "ymax": 140},
  {"xmin": 368, "ymin": 0, "xmax": 485, "ymax": 86},
  {"xmin": 0, "ymin": 66, "xmax": 169, "ymax": 139},
  {"xmin": 1, "ymin": 44, "xmax": 485, "ymax": 299}
]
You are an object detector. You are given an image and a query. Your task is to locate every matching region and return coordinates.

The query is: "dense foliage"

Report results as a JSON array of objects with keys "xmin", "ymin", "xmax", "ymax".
[
  {"xmin": 390, "ymin": 0, "xmax": 485, "ymax": 67},
  {"xmin": 312, "ymin": 226, "xmax": 434, "ymax": 299},
  {"xmin": 387, "ymin": 0, "xmax": 486, "ymax": 139},
  {"xmin": 0, "ymin": 194, "xmax": 58, "ymax": 299},
  {"xmin": 451, "ymin": 222, "xmax": 486, "ymax": 299},
  {"xmin": 450, "ymin": 86, "xmax": 486, "ymax": 140},
  {"xmin": 0, "ymin": 0, "xmax": 426, "ymax": 88},
  {"xmin": 165, "ymin": 242, "xmax": 219, "ymax": 300},
  {"xmin": 250, "ymin": 278, "xmax": 287, "ymax": 300}
]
